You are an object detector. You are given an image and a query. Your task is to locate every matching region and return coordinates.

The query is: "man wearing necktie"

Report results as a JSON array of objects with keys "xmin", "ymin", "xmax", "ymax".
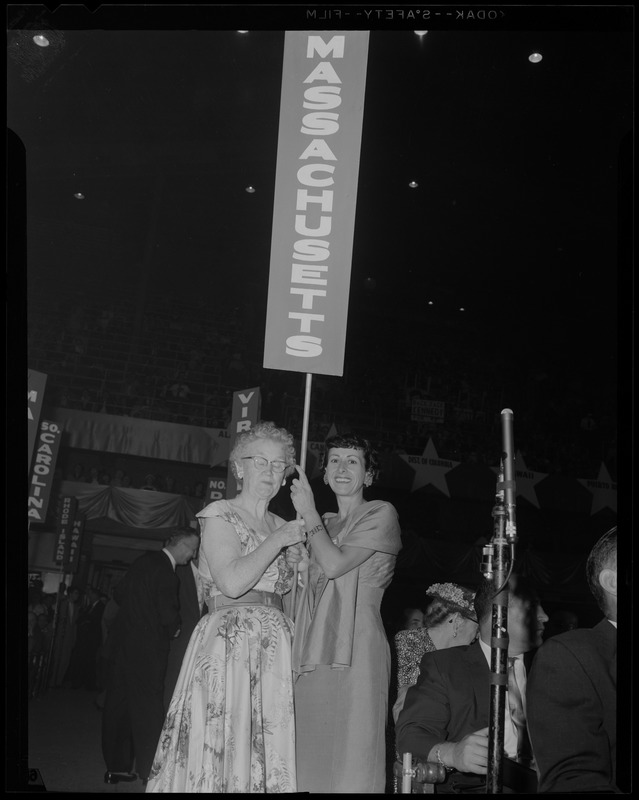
[
  {"xmin": 527, "ymin": 527, "xmax": 619, "ymax": 793},
  {"xmin": 396, "ymin": 574, "xmax": 548, "ymax": 793},
  {"xmin": 508, "ymin": 653, "xmax": 533, "ymax": 768}
]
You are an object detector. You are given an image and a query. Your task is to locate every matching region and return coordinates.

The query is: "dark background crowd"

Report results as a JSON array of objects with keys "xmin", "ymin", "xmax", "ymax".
[{"xmin": 27, "ymin": 281, "xmax": 617, "ymax": 482}]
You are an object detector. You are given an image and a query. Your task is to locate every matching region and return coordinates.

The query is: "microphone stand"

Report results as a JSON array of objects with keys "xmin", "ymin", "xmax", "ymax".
[{"xmin": 481, "ymin": 409, "xmax": 517, "ymax": 794}]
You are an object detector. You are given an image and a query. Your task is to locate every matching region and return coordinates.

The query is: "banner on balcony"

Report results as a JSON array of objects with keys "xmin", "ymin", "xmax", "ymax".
[
  {"xmin": 54, "ymin": 495, "xmax": 78, "ymax": 566},
  {"xmin": 28, "ymin": 370, "xmax": 48, "ymax": 474},
  {"xmin": 28, "ymin": 419, "xmax": 62, "ymax": 523},
  {"xmin": 411, "ymin": 398, "xmax": 445, "ymax": 424},
  {"xmin": 263, "ymin": 31, "xmax": 370, "ymax": 377},
  {"xmin": 66, "ymin": 512, "xmax": 85, "ymax": 574},
  {"xmin": 206, "ymin": 477, "xmax": 227, "ymax": 505}
]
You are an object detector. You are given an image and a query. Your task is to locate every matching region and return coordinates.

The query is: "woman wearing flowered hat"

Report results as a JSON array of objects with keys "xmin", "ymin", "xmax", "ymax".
[{"xmin": 392, "ymin": 582, "xmax": 478, "ymax": 722}]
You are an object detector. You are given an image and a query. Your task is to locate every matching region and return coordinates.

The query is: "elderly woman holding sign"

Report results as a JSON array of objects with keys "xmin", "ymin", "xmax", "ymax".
[
  {"xmin": 289, "ymin": 432, "xmax": 402, "ymax": 794},
  {"xmin": 146, "ymin": 421, "xmax": 307, "ymax": 793}
]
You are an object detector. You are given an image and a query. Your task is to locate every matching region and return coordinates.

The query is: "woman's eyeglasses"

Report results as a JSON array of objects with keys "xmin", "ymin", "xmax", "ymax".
[{"xmin": 241, "ymin": 456, "xmax": 288, "ymax": 473}]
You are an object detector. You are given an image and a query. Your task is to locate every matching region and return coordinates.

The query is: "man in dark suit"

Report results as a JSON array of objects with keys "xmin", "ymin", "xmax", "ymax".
[
  {"xmin": 101, "ymin": 527, "xmax": 200, "ymax": 785},
  {"xmin": 395, "ymin": 574, "xmax": 548, "ymax": 793},
  {"xmin": 162, "ymin": 555, "xmax": 205, "ymax": 711},
  {"xmin": 527, "ymin": 526, "xmax": 618, "ymax": 793}
]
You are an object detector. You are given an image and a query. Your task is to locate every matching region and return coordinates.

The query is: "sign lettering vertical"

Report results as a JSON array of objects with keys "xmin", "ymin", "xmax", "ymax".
[
  {"xmin": 28, "ymin": 370, "xmax": 48, "ymax": 474},
  {"xmin": 263, "ymin": 31, "xmax": 370, "ymax": 377},
  {"xmin": 225, "ymin": 388, "xmax": 262, "ymax": 500},
  {"xmin": 55, "ymin": 496, "xmax": 78, "ymax": 566},
  {"xmin": 28, "ymin": 420, "xmax": 62, "ymax": 523},
  {"xmin": 67, "ymin": 512, "xmax": 85, "ymax": 574}
]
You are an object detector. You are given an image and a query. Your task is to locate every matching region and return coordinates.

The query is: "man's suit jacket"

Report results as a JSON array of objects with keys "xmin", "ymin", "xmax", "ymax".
[
  {"xmin": 395, "ymin": 640, "xmax": 536, "ymax": 793},
  {"xmin": 77, "ymin": 599, "xmax": 105, "ymax": 651},
  {"xmin": 163, "ymin": 563, "xmax": 202, "ymax": 709},
  {"xmin": 396, "ymin": 640, "xmax": 491, "ymax": 762},
  {"xmin": 113, "ymin": 550, "xmax": 180, "ymax": 690},
  {"xmin": 527, "ymin": 618, "xmax": 618, "ymax": 793}
]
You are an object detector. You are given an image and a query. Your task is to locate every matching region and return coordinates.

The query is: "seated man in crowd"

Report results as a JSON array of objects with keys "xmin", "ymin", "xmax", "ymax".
[
  {"xmin": 395, "ymin": 573, "xmax": 548, "ymax": 793},
  {"xmin": 527, "ymin": 527, "xmax": 618, "ymax": 793}
]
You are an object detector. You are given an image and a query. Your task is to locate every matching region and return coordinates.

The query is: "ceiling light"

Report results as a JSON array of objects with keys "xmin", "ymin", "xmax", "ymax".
[
  {"xmin": 237, "ymin": 31, "xmax": 249, "ymax": 34},
  {"xmin": 528, "ymin": 52, "xmax": 543, "ymax": 63},
  {"xmin": 32, "ymin": 34, "xmax": 50, "ymax": 47},
  {"xmin": 409, "ymin": 181, "xmax": 418, "ymax": 189},
  {"xmin": 245, "ymin": 186, "xmax": 256, "ymax": 193},
  {"xmin": 414, "ymin": 31, "xmax": 428, "ymax": 38},
  {"xmin": 74, "ymin": 192, "xmax": 85, "ymax": 200}
]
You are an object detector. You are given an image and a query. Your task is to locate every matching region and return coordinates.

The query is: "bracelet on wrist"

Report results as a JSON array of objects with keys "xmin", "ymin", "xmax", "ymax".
[
  {"xmin": 307, "ymin": 523, "xmax": 324, "ymax": 538},
  {"xmin": 435, "ymin": 746, "xmax": 453, "ymax": 772}
]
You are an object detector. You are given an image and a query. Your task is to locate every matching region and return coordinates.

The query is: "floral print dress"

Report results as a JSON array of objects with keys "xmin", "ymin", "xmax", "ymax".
[
  {"xmin": 146, "ymin": 500, "xmax": 297, "ymax": 793},
  {"xmin": 394, "ymin": 627, "xmax": 437, "ymax": 688}
]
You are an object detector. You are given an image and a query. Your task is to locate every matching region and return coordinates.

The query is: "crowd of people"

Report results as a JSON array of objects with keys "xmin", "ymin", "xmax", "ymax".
[
  {"xmin": 27, "ymin": 287, "xmax": 616, "ymax": 480},
  {"xmin": 62, "ymin": 461, "xmax": 208, "ymax": 498},
  {"xmin": 394, "ymin": 526, "xmax": 618, "ymax": 794},
  {"xmin": 27, "ymin": 582, "xmax": 111, "ymax": 699},
  {"xmin": 35, "ymin": 421, "xmax": 618, "ymax": 794}
]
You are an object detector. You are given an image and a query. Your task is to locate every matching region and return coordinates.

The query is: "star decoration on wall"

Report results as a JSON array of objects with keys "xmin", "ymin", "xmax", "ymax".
[
  {"xmin": 578, "ymin": 462, "xmax": 617, "ymax": 515},
  {"xmin": 491, "ymin": 450, "xmax": 547, "ymax": 508},
  {"xmin": 399, "ymin": 438, "xmax": 460, "ymax": 495}
]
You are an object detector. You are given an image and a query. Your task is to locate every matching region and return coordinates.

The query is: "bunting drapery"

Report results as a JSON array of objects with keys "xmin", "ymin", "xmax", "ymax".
[
  {"xmin": 48, "ymin": 411, "xmax": 616, "ymax": 516},
  {"xmin": 50, "ymin": 408, "xmax": 228, "ymax": 465},
  {"xmin": 59, "ymin": 481, "xmax": 200, "ymax": 529}
]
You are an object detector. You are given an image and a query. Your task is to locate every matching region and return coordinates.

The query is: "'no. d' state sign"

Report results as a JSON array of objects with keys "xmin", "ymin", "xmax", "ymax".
[{"xmin": 263, "ymin": 31, "xmax": 370, "ymax": 377}]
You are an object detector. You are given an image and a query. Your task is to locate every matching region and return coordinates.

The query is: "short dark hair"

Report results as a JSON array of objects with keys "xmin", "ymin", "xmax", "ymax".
[
  {"xmin": 165, "ymin": 527, "xmax": 200, "ymax": 548},
  {"xmin": 424, "ymin": 599, "xmax": 465, "ymax": 627},
  {"xmin": 474, "ymin": 572, "xmax": 539, "ymax": 624},
  {"xmin": 321, "ymin": 432, "xmax": 380, "ymax": 482},
  {"xmin": 474, "ymin": 576, "xmax": 496, "ymax": 624},
  {"xmin": 397, "ymin": 607, "xmax": 424, "ymax": 632},
  {"xmin": 586, "ymin": 526, "xmax": 617, "ymax": 613}
]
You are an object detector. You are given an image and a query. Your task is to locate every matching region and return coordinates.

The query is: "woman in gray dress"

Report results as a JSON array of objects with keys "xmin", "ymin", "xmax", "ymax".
[{"xmin": 290, "ymin": 433, "xmax": 402, "ymax": 793}]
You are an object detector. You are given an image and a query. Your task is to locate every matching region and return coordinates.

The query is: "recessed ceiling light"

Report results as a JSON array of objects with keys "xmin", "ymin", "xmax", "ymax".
[
  {"xmin": 74, "ymin": 192, "xmax": 85, "ymax": 200},
  {"xmin": 414, "ymin": 31, "xmax": 428, "ymax": 38},
  {"xmin": 32, "ymin": 34, "xmax": 50, "ymax": 47},
  {"xmin": 237, "ymin": 31, "xmax": 249, "ymax": 34},
  {"xmin": 245, "ymin": 186, "xmax": 256, "ymax": 193},
  {"xmin": 409, "ymin": 181, "xmax": 419, "ymax": 189},
  {"xmin": 529, "ymin": 52, "xmax": 543, "ymax": 63}
]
